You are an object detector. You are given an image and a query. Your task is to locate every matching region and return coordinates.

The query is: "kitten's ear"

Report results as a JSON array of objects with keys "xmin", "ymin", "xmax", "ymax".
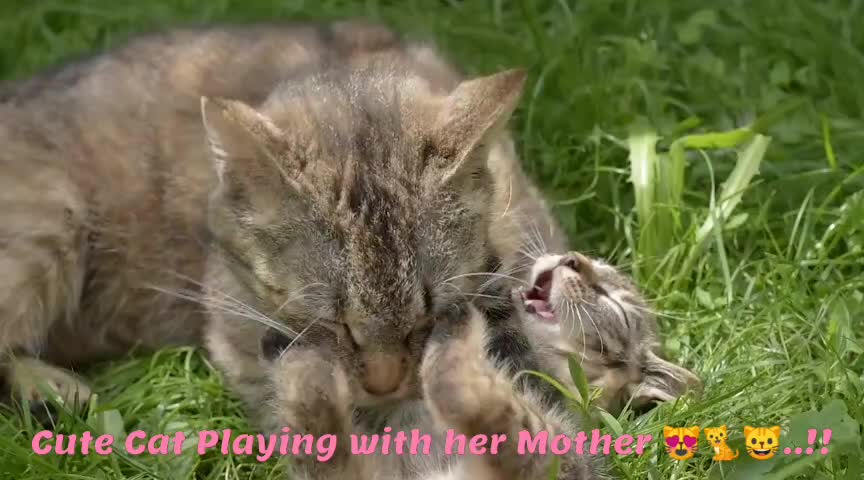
[
  {"xmin": 770, "ymin": 426, "xmax": 781, "ymax": 437},
  {"xmin": 630, "ymin": 350, "xmax": 702, "ymax": 408},
  {"xmin": 201, "ymin": 96, "xmax": 295, "ymax": 188},
  {"xmin": 663, "ymin": 426, "xmax": 675, "ymax": 437},
  {"xmin": 432, "ymin": 69, "xmax": 526, "ymax": 189},
  {"xmin": 744, "ymin": 426, "xmax": 754, "ymax": 436}
]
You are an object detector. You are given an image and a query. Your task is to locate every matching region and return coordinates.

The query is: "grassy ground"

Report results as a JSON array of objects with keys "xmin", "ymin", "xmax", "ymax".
[{"xmin": 1, "ymin": 0, "xmax": 863, "ymax": 479}]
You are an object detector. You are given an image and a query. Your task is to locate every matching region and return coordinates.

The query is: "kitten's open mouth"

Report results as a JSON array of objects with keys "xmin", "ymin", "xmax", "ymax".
[
  {"xmin": 751, "ymin": 449, "xmax": 771, "ymax": 456},
  {"xmin": 522, "ymin": 268, "xmax": 556, "ymax": 322}
]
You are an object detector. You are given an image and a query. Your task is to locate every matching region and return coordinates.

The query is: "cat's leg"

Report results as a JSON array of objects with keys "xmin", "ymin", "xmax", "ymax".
[
  {"xmin": 421, "ymin": 302, "xmax": 606, "ymax": 479},
  {"xmin": 267, "ymin": 347, "xmax": 355, "ymax": 480},
  {"xmin": 0, "ymin": 175, "xmax": 91, "ymax": 409}
]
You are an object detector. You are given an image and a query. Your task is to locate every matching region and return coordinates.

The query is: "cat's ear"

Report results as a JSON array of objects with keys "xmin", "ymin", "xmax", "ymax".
[
  {"xmin": 431, "ymin": 69, "xmax": 526, "ymax": 191},
  {"xmin": 630, "ymin": 350, "xmax": 701, "ymax": 407},
  {"xmin": 663, "ymin": 426, "xmax": 675, "ymax": 437},
  {"xmin": 201, "ymin": 97, "xmax": 300, "ymax": 190},
  {"xmin": 744, "ymin": 426, "xmax": 755, "ymax": 436},
  {"xmin": 770, "ymin": 426, "xmax": 781, "ymax": 437},
  {"xmin": 201, "ymin": 97, "xmax": 303, "ymax": 216}
]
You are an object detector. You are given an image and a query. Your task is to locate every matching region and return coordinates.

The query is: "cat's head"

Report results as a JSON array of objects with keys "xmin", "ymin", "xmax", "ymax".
[
  {"xmin": 201, "ymin": 59, "xmax": 526, "ymax": 405},
  {"xmin": 663, "ymin": 426, "xmax": 700, "ymax": 461},
  {"xmin": 516, "ymin": 252, "xmax": 701, "ymax": 414},
  {"xmin": 744, "ymin": 426, "xmax": 781, "ymax": 460},
  {"xmin": 704, "ymin": 425, "xmax": 728, "ymax": 446}
]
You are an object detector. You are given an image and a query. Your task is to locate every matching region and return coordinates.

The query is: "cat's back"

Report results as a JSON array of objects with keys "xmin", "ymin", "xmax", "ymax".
[
  {"xmin": 0, "ymin": 20, "xmax": 424, "ymax": 363},
  {"xmin": 0, "ymin": 20, "xmax": 404, "ymax": 172}
]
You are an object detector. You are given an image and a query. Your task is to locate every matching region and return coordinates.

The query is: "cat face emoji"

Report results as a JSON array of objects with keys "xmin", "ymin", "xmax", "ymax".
[
  {"xmin": 664, "ymin": 426, "xmax": 700, "ymax": 461},
  {"xmin": 744, "ymin": 426, "xmax": 781, "ymax": 460}
]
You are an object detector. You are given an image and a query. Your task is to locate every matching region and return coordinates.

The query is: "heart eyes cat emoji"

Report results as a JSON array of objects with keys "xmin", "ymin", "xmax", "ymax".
[
  {"xmin": 664, "ymin": 426, "xmax": 700, "ymax": 461},
  {"xmin": 744, "ymin": 426, "xmax": 781, "ymax": 460}
]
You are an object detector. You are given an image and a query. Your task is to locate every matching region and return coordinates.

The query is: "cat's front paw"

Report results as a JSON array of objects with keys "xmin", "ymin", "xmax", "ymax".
[
  {"xmin": 268, "ymin": 348, "xmax": 352, "ymax": 436},
  {"xmin": 421, "ymin": 303, "xmax": 498, "ymax": 427},
  {"xmin": 427, "ymin": 299, "xmax": 475, "ymax": 347}
]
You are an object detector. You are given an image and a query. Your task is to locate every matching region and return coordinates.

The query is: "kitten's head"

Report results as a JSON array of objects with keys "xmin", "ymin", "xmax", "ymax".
[
  {"xmin": 517, "ymin": 252, "xmax": 701, "ymax": 413},
  {"xmin": 704, "ymin": 425, "xmax": 728, "ymax": 446},
  {"xmin": 201, "ymin": 60, "xmax": 526, "ymax": 405}
]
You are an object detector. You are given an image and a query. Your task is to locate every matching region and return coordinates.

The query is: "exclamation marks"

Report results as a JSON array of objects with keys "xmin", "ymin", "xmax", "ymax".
[{"xmin": 783, "ymin": 429, "xmax": 832, "ymax": 455}]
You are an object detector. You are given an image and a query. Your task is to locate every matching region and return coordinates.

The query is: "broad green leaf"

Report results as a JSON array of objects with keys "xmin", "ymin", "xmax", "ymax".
[
  {"xmin": 597, "ymin": 409, "xmax": 624, "ymax": 437},
  {"xmin": 93, "ymin": 409, "xmax": 127, "ymax": 439}
]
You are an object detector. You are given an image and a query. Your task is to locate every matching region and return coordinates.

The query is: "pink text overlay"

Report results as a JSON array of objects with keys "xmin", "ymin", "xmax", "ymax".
[{"xmin": 31, "ymin": 428, "xmax": 654, "ymax": 462}]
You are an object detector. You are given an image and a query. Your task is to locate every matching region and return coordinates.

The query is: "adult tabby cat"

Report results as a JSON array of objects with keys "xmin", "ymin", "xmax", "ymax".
[{"xmin": 0, "ymin": 20, "xmax": 563, "ymax": 422}]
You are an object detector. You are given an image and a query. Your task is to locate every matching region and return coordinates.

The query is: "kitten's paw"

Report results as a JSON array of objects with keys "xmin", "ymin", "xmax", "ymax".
[{"xmin": 269, "ymin": 348, "xmax": 352, "ymax": 436}]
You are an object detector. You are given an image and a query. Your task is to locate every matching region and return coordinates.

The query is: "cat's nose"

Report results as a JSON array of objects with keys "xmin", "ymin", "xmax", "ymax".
[
  {"xmin": 360, "ymin": 351, "xmax": 407, "ymax": 395},
  {"xmin": 559, "ymin": 252, "xmax": 596, "ymax": 283}
]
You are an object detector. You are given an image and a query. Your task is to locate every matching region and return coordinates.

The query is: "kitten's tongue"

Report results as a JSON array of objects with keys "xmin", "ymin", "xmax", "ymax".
[{"xmin": 525, "ymin": 299, "xmax": 555, "ymax": 320}]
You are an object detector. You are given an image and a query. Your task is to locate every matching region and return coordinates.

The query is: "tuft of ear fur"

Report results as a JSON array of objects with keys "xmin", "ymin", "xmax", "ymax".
[
  {"xmin": 432, "ymin": 69, "xmax": 527, "ymax": 191},
  {"xmin": 201, "ymin": 97, "xmax": 304, "ymax": 217},
  {"xmin": 629, "ymin": 350, "xmax": 702, "ymax": 407}
]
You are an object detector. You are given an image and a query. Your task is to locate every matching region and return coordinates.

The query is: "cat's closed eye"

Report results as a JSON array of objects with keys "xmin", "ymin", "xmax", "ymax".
[{"xmin": 261, "ymin": 329, "xmax": 292, "ymax": 360}]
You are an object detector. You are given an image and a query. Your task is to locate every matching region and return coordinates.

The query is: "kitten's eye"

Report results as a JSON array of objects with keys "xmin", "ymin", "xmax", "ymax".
[
  {"xmin": 767, "ymin": 438, "xmax": 773, "ymax": 444},
  {"xmin": 261, "ymin": 329, "xmax": 292, "ymax": 360},
  {"xmin": 751, "ymin": 438, "xmax": 757, "ymax": 444}
]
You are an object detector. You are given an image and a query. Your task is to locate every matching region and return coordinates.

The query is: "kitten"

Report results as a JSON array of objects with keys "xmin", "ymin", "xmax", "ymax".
[
  {"xmin": 263, "ymin": 251, "xmax": 699, "ymax": 479},
  {"xmin": 519, "ymin": 252, "xmax": 702, "ymax": 413},
  {"xmin": 0, "ymin": 20, "xmax": 565, "ymax": 418},
  {"xmin": 704, "ymin": 426, "xmax": 738, "ymax": 462}
]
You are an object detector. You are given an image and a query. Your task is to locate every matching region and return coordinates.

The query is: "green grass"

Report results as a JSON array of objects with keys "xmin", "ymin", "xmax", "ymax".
[{"xmin": 1, "ymin": 0, "xmax": 863, "ymax": 479}]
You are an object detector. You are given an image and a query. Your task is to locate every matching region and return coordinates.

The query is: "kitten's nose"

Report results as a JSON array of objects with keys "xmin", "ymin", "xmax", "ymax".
[
  {"xmin": 360, "ymin": 351, "xmax": 406, "ymax": 395},
  {"xmin": 559, "ymin": 252, "xmax": 596, "ymax": 283}
]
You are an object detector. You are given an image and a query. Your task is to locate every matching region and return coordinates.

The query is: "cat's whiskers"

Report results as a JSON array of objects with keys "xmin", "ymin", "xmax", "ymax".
[
  {"xmin": 477, "ymin": 262, "xmax": 530, "ymax": 293},
  {"xmin": 277, "ymin": 316, "xmax": 321, "ymax": 359},
  {"xmin": 520, "ymin": 226, "xmax": 544, "ymax": 261},
  {"xmin": 151, "ymin": 285, "xmax": 298, "ymax": 338},
  {"xmin": 518, "ymin": 247, "xmax": 538, "ymax": 261},
  {"xmin": 439, "ymin": 271, "xmax": 528, "ymax": 288},
  {"xmin": 513, "ymin": 213, "xmax": 546, "ymax": 261},
  {"xmin": 623, "ymin": 302, "xmax": 685, "ymax": 321},
  {"xmin": 274, "ymin": 282, "xmax": 327, "ymax": 314},
  {"xmin": 569, "ymin": 301, "xmax": 590, "ymax": 362},
  {"xmin": 529, "ymin": 220, "xmax": 548, "ymax": 257},
  {"xmin": 578, "ymin": 303, "xmax": 605, "ymax": 356}
]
